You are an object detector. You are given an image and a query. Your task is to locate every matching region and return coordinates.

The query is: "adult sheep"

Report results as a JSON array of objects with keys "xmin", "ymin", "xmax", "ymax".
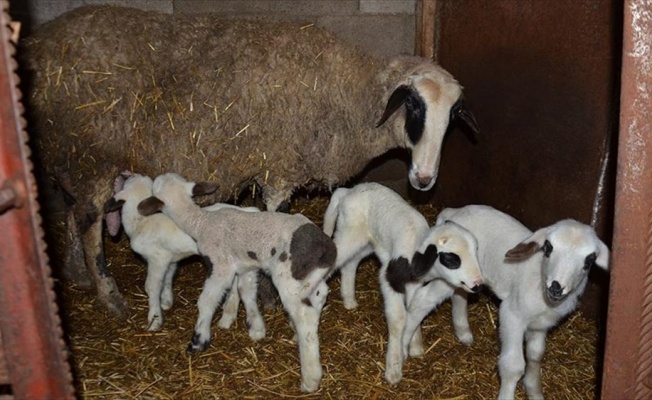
[{"xmin": 20, "ymin": 5, "xmax": 479, "ymax": 315}]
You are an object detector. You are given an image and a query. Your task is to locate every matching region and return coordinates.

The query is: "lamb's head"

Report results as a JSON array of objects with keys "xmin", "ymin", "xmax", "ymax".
[
  {"xmin": 505, "ymin": 219, "xmax": 610, "ymax": 302},
  {"xmin": 137, "ymin": 173, "xmax": 219, "ymax": 216},
  {"xmin": 408, "ymin": 221, "xmax": 484, "ymax": 293},
  {"xmin": 103, "ymin": 171, "xmax": 152, "ymax": 236},
  {"xmin": 377, "ymin": 61, "xmax": 479, "ymax": 192}
]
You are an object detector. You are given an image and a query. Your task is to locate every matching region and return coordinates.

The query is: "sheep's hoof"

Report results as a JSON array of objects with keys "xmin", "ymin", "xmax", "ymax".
[{"xmin": 187, "ymin": 332, "xmax": 209, "ymax": 353}]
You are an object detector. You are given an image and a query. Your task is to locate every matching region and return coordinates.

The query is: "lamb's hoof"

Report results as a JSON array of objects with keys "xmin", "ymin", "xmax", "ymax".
[
  {"xmin": 384, "ymin": 367, "xmax": 402, "ymax": 386},
  {"xmin": 186, "ymin": 332, "xmax": 209, "ymax": 353},
  {"xmin": 408, "ymin": 344, "xmax": 424, "ymax": 358},
  {"xmin": 248, "ymin": 327, "xmax": 266, "ymax": 341},
  {"xmin": 161, "ymin": 298, "xmax": 173, "ymax": 311},
  {"xmin": 457, "ymin": 331, "xmax": 474, "ymax": 346},
  {"xmin": 147, "ymin": 316, "xmax": 162, "ymax": 331},
  {"xmin": 343, "ymin": 299, "xmax": 358, "ymax": 310},
  {"xmin": 217, "ymin": 316, "xmax": 236, "ymax": 329},
  {"xmin": 300, "ymin": 373, "xmax": 322, "ymax": 393}
]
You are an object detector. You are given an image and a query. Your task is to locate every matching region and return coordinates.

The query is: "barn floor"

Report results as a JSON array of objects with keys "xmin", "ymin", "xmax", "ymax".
[{"xmin": 52, "ymin": 195, "xmax": 601, "ymax": 399}]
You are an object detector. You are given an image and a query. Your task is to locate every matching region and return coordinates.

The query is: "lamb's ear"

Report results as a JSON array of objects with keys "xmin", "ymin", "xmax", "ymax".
[
  {"xmin": 192, "ymin": 182, "xmax": 219, "ymax": 197},
  {"xmin": 103, "ymin": 198, "xmax": 125, "ymax": 237},
  {"xmin": 450, "ymin": 98, "xmax": 480, "ymax": 135},
  {"xmin": 138, "ymin": 196, "xmax": 165, "ymax": 216},
  {"xmin": 505, "ymin": 227, "xmax": 549, "ymax": 261},
  {"xmin": 376, "ymin": 85, "xmax": 412, "ymax": 127},
  {"xmin": 595, "ymin": 239, "xmax": 610, "ymax": 270},
  {"xmin": 411, "ymin": 244, "xmax": 439, "ymax": 279}
]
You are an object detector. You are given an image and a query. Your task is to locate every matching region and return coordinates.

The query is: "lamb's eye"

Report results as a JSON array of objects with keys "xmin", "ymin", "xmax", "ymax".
[
  {"xmin": 584, "ymin": 252, "xmax": 597, "ymax": 270},
  {"xmin": 542, "ymin": 240, "xmax": 553, "ymax": 258}
]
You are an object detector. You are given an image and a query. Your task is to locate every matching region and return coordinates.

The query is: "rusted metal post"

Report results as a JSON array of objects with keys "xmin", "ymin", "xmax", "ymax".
[
  {"xmin": 0, "ymin": 1, "xmax": 75, "ymax": 398},
  {"xmin": 602, "ymin": 1, "xmax": 652, "ymax": 398}
]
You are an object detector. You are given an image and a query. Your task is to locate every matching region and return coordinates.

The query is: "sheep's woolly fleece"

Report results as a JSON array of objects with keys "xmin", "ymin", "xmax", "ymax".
[{"xmin": 21, "ymin": 5, "xmax": 430, "ymax": 206}]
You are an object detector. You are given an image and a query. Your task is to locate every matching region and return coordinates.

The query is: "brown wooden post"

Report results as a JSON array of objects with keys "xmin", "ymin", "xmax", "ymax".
[
  {"xmin": 416, "ymin": 0, "xmax": 437, "ymax": 59},
  {"xmin": 602, "ymin": 1, "xmax": 652, "ymax": 398}
]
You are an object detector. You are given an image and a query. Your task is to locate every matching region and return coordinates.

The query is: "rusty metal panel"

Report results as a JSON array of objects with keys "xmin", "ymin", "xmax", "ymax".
[
  {"xmin": 0, "ymin": 2, "xmax": 75, "ymax": 398},
  {"xmin": 602, "ymin": 1, "xmax": 652, "ymax": 398},
  {"xmin": 432, "ymin": 0, "xmax": 620, "ymax": 238}
]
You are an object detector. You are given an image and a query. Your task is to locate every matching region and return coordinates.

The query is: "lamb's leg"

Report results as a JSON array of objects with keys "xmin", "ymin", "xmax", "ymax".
[
  {"xmin": 188, "ymin": 263, "xmax": 235, "ymax": 352},
  {"xmin": 217, "ymin": 276, "xmax": 240, "ymax": 329},
  {"xmin": 276, "ymin": 280, "xmax": 327, "ymax": 393},
  {"xmin": 523, "ymin": 329, "xmax": 547, "ymax": 400},
  {"xmin": 81, "ymin": 208, "xmax": 127, "ymax": 316},
  {"xmin": 238, "ymin": 270, "xmax": 266, "ymax": 340},
  {"xmin": 497, "ymin": 304, "xmax": 527, "ymax": 400},
  {"xmin": 160, "ymin": 262, "xmax": 178, "ymax": 311},
  {"xmin": 451, "ymin": 288, "xmax": 474, "ymax": 345},
  {"xmin": 379, "ymin": 267, "xmax": 407, "ymax": 385},
  {"xmin": 144, "ymin": 258, "xmax": 169, "ymax": 331},
  {"xmin": 403, "ymin": 280, "xmax": 453, "ymax": 358},
  {"xmin": 333, "ymin": 232, "xmax": 372, "ymax": 310}
]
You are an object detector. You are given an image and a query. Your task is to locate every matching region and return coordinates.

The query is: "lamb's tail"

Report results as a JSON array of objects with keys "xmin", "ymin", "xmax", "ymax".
[{"xmin": 322, "ymin": 187, "xmax": 349, "ymax": 237}]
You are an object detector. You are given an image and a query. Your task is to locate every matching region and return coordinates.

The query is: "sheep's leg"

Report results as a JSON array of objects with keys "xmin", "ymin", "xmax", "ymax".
[
  {"xmin": 144, "ymin": 258, "xmax": 170, "ymax": 331},
  {"xmin": 238, "ymin": 271, "xmax": 266, "ymax": 340},
  {"xmin": 81, "ymin": 209, "xmax": 127, "ymax": 316},
  {"xmin": 160, "ymin": 262, "xmax": 178, "ymax": 311},
  {"xmin": 276, "ymin": 280, "xmax": 327, "ymax": 393},
  {"xmin": 217, "ymin": 276, "xmax": 240, "ymax": 329},
  {"xmin": 379, "ymin": 266, "xmax": 407, "ymax": 385},
  {"xmin": 62, "ymin": 210, "xmax": 92, "ymax": 289},
  {"xmin": 497, "ymin": 304, "xmax": 527, "ymax": 400},
  {"xmin": 403, "ymin": 280, "xmax": 453, "ymax": 359},
  {"xmin": 523, "ymin": 329, "xmax": 547, "ymax": 400},
  {"xmin": 451, "ymin": 288, "xmax": 474, "ymax": 345},
  {"xmin": 333, "ymin": 233, "xmax": 372, "ymax": 310},
  {"xmin": 188, "ymin": 264, "xmax": 236, "ymax": 352}
]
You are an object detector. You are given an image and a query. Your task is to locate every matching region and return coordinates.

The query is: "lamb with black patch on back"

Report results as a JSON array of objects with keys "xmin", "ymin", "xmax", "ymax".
[
  {"xmin": 322, "ymin": 182, "xmax": 484, "ymax": 385},
  {"xmin": 137, "ymin": 173, "xmax": 337, "ymax": 393},
  {"xmin": 405, "ymin": 204, "xmax": 609, "ymax": 400},
  {"xmin": 103, "ymin": 171, "xmax": 262, "ymax": 334}
]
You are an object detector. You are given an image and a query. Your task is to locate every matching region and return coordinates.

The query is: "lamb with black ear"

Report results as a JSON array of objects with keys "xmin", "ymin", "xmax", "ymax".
[
  {"xmin": 103, "ymin": 172, "xmax": 262, "ymax": 334},
  {"xmin": 137, "ymin": 173, "xmax": 337, "ymax": 393},
  {"xmin": 405, "ymin": 204, "xmax": 609, "ymax": 400},
  {"xmin": 322, "ymin": 182, "xmax": 483, "ymax": 385}
]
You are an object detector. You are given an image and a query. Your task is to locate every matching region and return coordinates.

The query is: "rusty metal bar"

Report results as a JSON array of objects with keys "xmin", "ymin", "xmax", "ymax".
[
  {"xmin": 0, "ymin": 1, "xmax": 75, "ymax": 398},
  {"xmin": 602, "ymin": 0, "xmax": 652, "ymax": 399}
]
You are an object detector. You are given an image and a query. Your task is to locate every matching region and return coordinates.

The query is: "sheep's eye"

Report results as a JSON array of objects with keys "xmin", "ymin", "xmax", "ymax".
[
  {"xmin": 542, "ymin": 240, "xmax": 553, "ymax": 258},
  {"xmin": 584, "ymin": 252, "xmax": 597, "ymax": 271},
  {"xmin": 439, "ymin": 252, "xmax": 461, "ymax": 269}
]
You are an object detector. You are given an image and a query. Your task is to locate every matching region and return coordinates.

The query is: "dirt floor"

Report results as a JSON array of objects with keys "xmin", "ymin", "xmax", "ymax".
[{"xmin": 52, "ymin": 196, "xmax": 602, "ymax": 399}]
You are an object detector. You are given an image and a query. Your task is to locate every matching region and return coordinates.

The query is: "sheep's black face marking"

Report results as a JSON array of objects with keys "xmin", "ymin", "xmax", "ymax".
[
  {"xmin": 386, "ymin": 257, "xmax": 411, "ymax": 294},
  {"xmin": 542, "ymin": 240, "xmax": 553, "ymax": 258},
  {"xmin": 404, "ymin": 90, "xmax": 427, "ymax": 146},
  {"xmin": 201, "ymin": 255, "xmax": 214, "ymax": 275},
  {"xmin": 289, "ymin": 223, "xmax": 336, "ymax": 280},
  {"xmin": 271, "ymin": 248, "xmax": 276, "ymax": 256},
  {"xmin": 247, "ymin": 251, "xmax": 258, "ymax": 260},
  {"xmin": 439, "ymin": 252, "xmax": 461, "ymax": 270},
  {"xmin": 584, "ymin": 252, "xmax": 597, "ymax": 271},
  {"xmin": 411, "ymin": 245, "xmax": 439, "ymax": 278},
  {"xmin": 279, "ymin": 252, "xmax": 288, "ymax": 262}
]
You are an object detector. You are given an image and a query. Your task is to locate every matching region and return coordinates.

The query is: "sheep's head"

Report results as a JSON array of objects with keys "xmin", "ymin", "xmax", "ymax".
[
  {"xmin": 137, "ymin": 173, "xmax": 219, "ymax": 216},
  {"xmin": 377, "ymin": 63, "xmax": 479, "ymax": 192},
  {"xmin": 505, "ymin": 219, "xmax": 610, "ymax": 302},
  {"xmin": 387, "ymin": 221, "xmax": 483, "ymax": 294},
  {"xmin": 103, "ymin": 171, "xmax": 152, "ymax": 236}
]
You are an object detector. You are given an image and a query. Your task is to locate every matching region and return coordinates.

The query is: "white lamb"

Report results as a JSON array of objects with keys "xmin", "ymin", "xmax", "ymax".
[
  {"xmin": 103, "ymin": 172, "xmax": 262, "ymax": 334},
  {"xmin": 322, "ymin": 182, "xmax": 484, "ymax": 385},
  {"xmin": 404, "ymin": 205, "xmax": 609, "ymax": 400},
  {"xmin": 137, "ymin": 172, "xmax": 337, "ymax": 393}
]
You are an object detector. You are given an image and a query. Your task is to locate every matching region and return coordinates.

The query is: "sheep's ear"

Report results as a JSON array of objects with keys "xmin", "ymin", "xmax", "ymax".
[
  {"xmin": 376, "ymin": 85, "xmax": 412, "ymax": 127},
  {"xmin": 505, "ymin": 227, "xmax": 549, "ymax": 262},
  {"xmin": 103, "ymin": 197, "xmax": 125, "ymax": 213},
  {"xmin": 138, "ymin": 196, "xmax": 165, "ymax": 216},
  {"xmin": 103, "ymin": 198, "xmax": 125, "ymax": 237},
  {"xmin": 411, "ymin": 244, "xmax": 439, "ymax": 279},
  {"xmin": 595, "ymin": 239, "xmax": 610, "ymax": 270},
  {"xmin": 450, "ymin": 98, "xmax": 480, "ymax": 135},
  {"xmin": 192, "ymin": 182, "xmax": 219, "ymax": 197}
]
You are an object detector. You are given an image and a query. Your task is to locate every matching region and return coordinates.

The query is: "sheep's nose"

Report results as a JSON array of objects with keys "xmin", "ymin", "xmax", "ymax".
[
  {"xmin": 470, "ymin": 284, "xmax": 483, "ymax": 293},
  {"xmin": 416, "ymin": 174, "xmax": 433, "ymax": 188},
  {"xmin": 547, "ymin": 280, "xmax": 563, "ymax": 300}
]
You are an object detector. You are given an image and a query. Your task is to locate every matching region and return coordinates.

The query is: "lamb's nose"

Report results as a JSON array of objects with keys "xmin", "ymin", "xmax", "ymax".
[
  {"xmin": 547, "ymin": 280, "xmax": 563, "ymax": 299},
  {"xmin": 470, "ymin": 284, "xmax": 483, "ymax": 293}
]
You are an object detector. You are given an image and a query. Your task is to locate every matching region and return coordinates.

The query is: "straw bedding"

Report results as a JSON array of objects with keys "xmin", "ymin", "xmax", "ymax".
[{"xmin": 52, "ymin": 195, "xmax": 601, "ymax": 399}]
